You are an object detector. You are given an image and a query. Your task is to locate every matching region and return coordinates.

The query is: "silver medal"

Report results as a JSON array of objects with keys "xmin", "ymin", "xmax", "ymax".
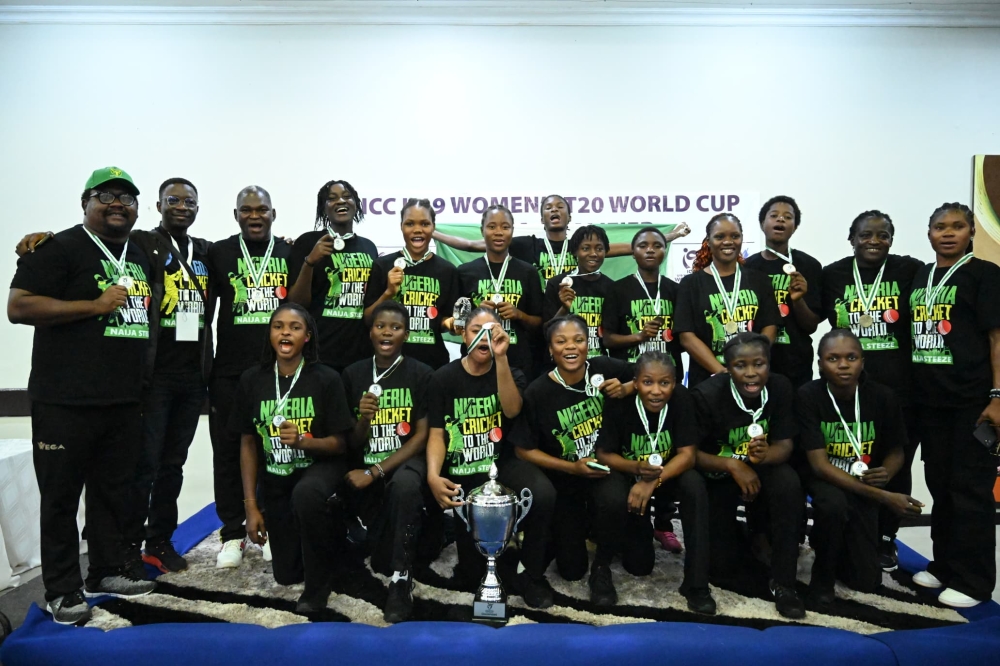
[
  {"xmin": 117, "ymin": 275, "xmax": 134, "ymax": 289},
  {"xmin": 482, "ymin": 321, "xmax": 496, "ymax": 330},
  {"xmin": 590, "ymin": 374, "xmax": 605, "ymax": 388},
  {"xmin": 560, "ymin": 276, "xmax": 573, "ymax": 288},
  {"xmin": 782, "ymin": 263, "xmax": 796, "ymax": 275},
  {"xmin": 333, "ymin": 237, "xmax": 345, "ymax": 251},
  {"xmin": 859, "ymin": 313, "xmax": 874, "ymax": 329},
  {"xmin": 393, "ymin": 257, "xmax": 407, "ymax": 270},
  {"xmin": 748, "ymin": 423, "xmax": 764, "ymax": 438},
  {"xmin": 272, "ymin": 415, "xmax": 285, "ymax": 427},
  {"xmin": 648, "ymin": 453, "xmax": 663, "ymax": 466},
  {"xmin": 724, "ymin": 320, "xmax": 738, "ymax": 335},
  {"xmin": 368, "ymin": 384, "xmax": 383, "ymax": 397},
  {"xmin": 492, "ymin": 293, "xmax": 504, "ymax": 304},
  {"xmin": 851, "ymin": 460, "xmax": 868, "ymax": 477}
]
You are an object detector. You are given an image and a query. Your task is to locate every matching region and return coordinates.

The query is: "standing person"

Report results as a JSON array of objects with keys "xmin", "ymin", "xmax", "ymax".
[
  {"xmin": 455, "ymin": 205, "xmax": 543, "ymax": 378},
  {"xmin": 908, "ymin": 203, "xmax": 1000, "ymax": 608},
  {"xmin": 820, "ymin": 210, "xmax": 923, "ymax": 571},
  {"xmin": 8, "ymin": 167, "xmax": 157, "ymax": 624},
  {"xmin": 232, "ymin": 303, "xmax": 354, "ymax": 614},
  {"xmin": 543, "ymin": 225, "xmax": 616, "ymax": 359},
  {"xmin": 692, "ymin": 333, "xmax": 805, "ymax": 619},
  {"xmin": 745, "ymin": 196, "xmax": 823, "ymax": 388},
  {"xmin": 207, "ymin": 185, "xmax": 292, "ymax": 568},
  {"xmin": 363, "ymin": 199, "xmax": 457, "ymax": 369},
  {"xmin": 675, "ymin": 214, "xmax": 781, "ymax": 387},
  {"xmin": 595, "ymin": 351, "xmax": 714, "ymax": 614},
  {"xmin": 288, "ymin": 180, "xmax": 378, "ymax": 372},
  {"xmin": 510, "ymin": 316, "xmax": 632, "ymax": 602},
  {"xmin": 797, "ymin": 330, "xmax": 923, "ymax": 611}
]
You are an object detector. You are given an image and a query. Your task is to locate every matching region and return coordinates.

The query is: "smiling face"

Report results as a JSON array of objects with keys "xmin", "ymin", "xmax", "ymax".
[
  {"xmin": 270, "ymin": 309, "xmax": 310, "ymax": 361},
  {"xmin": 83, "ymin": 184, "xmax": 139, "ymax": 239},
  {"xmin": 402, "ymin": 204, "xmax": 434, "ymax": 257},
  {"xmin": 541, "ymin": 195, "xmax": 570, "ymax": 232},
  {"xmin": 727, "ymin": 344, "xmax": 770, "ymax": 399},
  {"xmin": 481, "ymin": 209, "xmax": 513, "ymax": 255},
  {"xmin": 708, "ymin": 219, "xmax": 743, "ymax": 265},
  {"xmin": 158, "ymin": 183, "xmax": 199, "ymax": 235},
  {"xmin": 633, "ymin": 231, "xmax": 665, "ymax": 272},
  {"xmin": 819, "ymin": 335, "xmax": 863, "ymax": 391},
  {"xmin": 370, "ymin": 309, "xmax": 408, "ymax": 361},
  {"xmin": 235, "ymin": 189, "xmax": 275, "ymax": 242},
  {"xmin": 575, "ymin": 233, "xmax": 606, "ymax": 274},
  {"xmin": 463, "ymin": 311, "xmax": 499, "ymax": 364},
  {"xmin": 635, "ymin": 360, "xmax": 675, "ymax": 412},
  {"xmin": 761, "ymin": 202, "xmax": 796, "ymax": 246},
  {"xmin": 929, "ymin": 210, "xmax": 973, "ymax": 260},
  {"xmin": 324, "ymin": 182, "xmax": 357, "ymax": 227},
  {"xmin": 851, "ymin": 217, "xmax": 893, "ymax": 265},
  {"xmin": 548, "ymin": 320, "xmax": 589, "ymax": 374}
]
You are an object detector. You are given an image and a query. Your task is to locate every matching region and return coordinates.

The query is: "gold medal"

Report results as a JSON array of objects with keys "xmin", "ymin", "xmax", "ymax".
[{"xmin": 859, "ymin": 313, "xmax": 874, "ymax": 328}]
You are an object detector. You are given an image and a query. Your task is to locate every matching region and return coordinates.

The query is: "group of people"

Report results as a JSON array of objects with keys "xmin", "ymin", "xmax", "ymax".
[{"xmin": 8, "ymin": 166, "xmax": 999, "ymax": 629}]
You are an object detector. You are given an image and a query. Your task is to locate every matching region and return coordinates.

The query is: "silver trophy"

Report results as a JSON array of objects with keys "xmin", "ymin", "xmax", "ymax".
[
  {"xmin": 453, "ymin": 297, "xmax": 473, "ymax": 330},
  {"xmin": 455, "ymin": 463, "xmax": 532, "ymax": 625}
]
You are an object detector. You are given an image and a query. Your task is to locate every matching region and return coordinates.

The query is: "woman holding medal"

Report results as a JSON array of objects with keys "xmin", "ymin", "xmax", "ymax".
[
  {"xmin": 675, "ymin": 214, "xmax": 781, "ymax": 387},
  {"xmin": 289, "ymin": 180, "xmax": 379, "ymax": 372},
  {"xmin": 509, "ymin": 315, "xmax": 632, "ymax": 601},
  {"xmin": 691, "ymin": 333, "xmax": 805, "ymax": 619},
  {"xmin": 231, "ymin": 303, "xmax": 354, "ymax": 615},
  {"xmin": 908, "ymin": 203, "xmax": 1000, "ymax": 608},
  {"xmin": 363, "ymin": 199, "xmax": 458, "ymax": 369},
  {"xmin": 820, "ymin": 210, "xmax": 922, "ymax": 571},
  {"xmin": 594, "ymin": 351, "xmax": 714, "ymax": 614},
  {"xmin": 796, "ymin": 329, "xmax": 922, "ymax": 611}
]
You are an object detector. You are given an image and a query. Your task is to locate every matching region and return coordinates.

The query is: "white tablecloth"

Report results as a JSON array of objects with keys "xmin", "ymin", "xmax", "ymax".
[{"xmin": 0, "ymin": 439, "xmax": 41, "ymax": 591}]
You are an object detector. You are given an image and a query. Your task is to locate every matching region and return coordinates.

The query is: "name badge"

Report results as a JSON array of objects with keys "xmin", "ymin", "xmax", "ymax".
[{"xmin": 176, "ymin": 305, "xmax": 199, "ymax": 342}]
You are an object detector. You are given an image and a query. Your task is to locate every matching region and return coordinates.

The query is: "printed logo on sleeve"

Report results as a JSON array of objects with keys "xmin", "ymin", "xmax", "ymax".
[
  {"xmin": 832, "ymin": 282, "xmax": 902, "ymax": 351},
  {"xmin": 625, "ymin": 297, "xmax": 675, "ymax": 362},
  {"xmin": 909, "ymin": 286, "xmax": 955, "ymax": 365},
  {"xmin": 474, "ymin": 278, "xmax": 523, "ymax": 344},
  {"xmin": 360, "ymin": 387, "xmax": 414, "ymax": 464},
  {"xmin": 96, "ymin": 260, "xmax": 150, "ymax": 338},
  {"xmin": 445, "ymin": 394, "xmax": 502, "ymax": 476},
  {"xmin": 255, "ymin": 396, "xmax": 315, "ymax": 476},
  {"xmin": 552, "ymin": 395, "xmax": 604, "ymax": 461},
  {"xmin": 398, "ymin": 274, "xmax": 441, "ymax": 345},
  {"xmin": 571, "ymin": 295, "xmax": 605, "ymax": 358},
  {"xmin": 324, "ymin": 253, "xmax": 373, "ymax": 320},
  {"xmin": 820, "ymin": 419, "xmax": 874, "ymax": 472},
  {"xmin": 704, "ymin": 289, "xmax": 760, "ymax": 360},
  {"xmin": 230, "ymin": 257, "xmax": 288, "ymax": 325},
  {"xmin": 160, "ymin": 258, "xmax": 209, "ymax": 329}
]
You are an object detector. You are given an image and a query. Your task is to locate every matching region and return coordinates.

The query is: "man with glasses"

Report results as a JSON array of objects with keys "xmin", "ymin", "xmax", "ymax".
[{"xmin": 8, "ymin": 167, "xmax": 157, "ymax": 625}]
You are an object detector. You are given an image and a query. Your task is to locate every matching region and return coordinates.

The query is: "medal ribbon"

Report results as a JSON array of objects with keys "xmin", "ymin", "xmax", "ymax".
[
  {"xmin": 635, "ymin": 394, "xmax": 668, "ymax": 455},
  {"xmin": 84, "ymin": 227, "xmax": 129, "ymax": 281},
  {"xmin": 552, "ymin": 361, "xmax": 598, "ymax": 397},
  {"xmin": 468, "ymin": 324, "xmax": 494, "ymax": 358},
  {"xmin": 326, "ymin": 225, "xmax": 355, "ymax": 248},
  {"xmin": 851, "ymin": 258, "xmax": 887, "ymax": 316},
  {"xmin": 239, "ymin": 234, "xmax": 275, "ymax": 290},
  {"xmin": 633, "ymin": 272, "xmax": 662, "ymax": 316},
  {"xmin": 825, "ymin": 384, "xmax": 864, "ymax": 461},
  {"xmin": 372, "ymin": 354, "xmax": 404, "ymax": 385},
  {"xmin": 401, "ymin": 247, "xmax": 432, "ymax": 267},
  {"xmin": 729, "ymin": 380, "xmax": 768, "ymax": 425},
  {"xmin": 542, "ymin": 236, "xmax": 569, "ymax": 276},
  {"xmin": 273, "ymin": 358, "xmax": 305, "ymax": 419},
  {"xmin": 924, "ymin": 253, "xmax": 973, "ymax": 314},
  {"xmin": 484, "ymin": 255, "xmax": 511, "ymax": 297},
  {"xmin": 765, "ymin": 246, "xmax": 794, "ymax": 265},
  {"xmin": 709, "ymin": 263, "xmax": 742, "ymax": 324}
]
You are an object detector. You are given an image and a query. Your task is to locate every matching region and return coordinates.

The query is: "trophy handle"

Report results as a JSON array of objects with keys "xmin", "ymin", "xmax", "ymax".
[
  {"xmin": 454, "ymin": 487, "xmax": 471, "ymax": 532},
  {"xmin": 513, "ymin": 488, "xmax": 533, "ymax": 533}
]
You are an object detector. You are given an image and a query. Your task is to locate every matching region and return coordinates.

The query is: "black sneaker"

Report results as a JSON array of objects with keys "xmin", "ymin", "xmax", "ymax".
[
  {"xmin": 769, "ymin": 580, "xmax": 805, "ymax": 619},
  {"xmin": 143, "ymin": 540, "xmax": 188, "ymax": 573},
  {"xmin": 295, "ymin": 587, "xmax": 331, "ymax": 616},
  {"xmin": 878, "ymin": 536, "xmax": 898, "ymax": 572},
  {"xmin": 84, "ymin": 569, "xmax": 157, "ymax": 598},
  {"xmin": 684, "ymin": 589, "xmax": 717, "ymax": 615},
  {"xmin": 515, "ymin": 571, "xmax": 554, "ymax": 609},
  {"xmin": 383, "ymin": 576, "xmax": 415, "ymax": 623},
  {"xmin": 124, "ymin": 544, "xmax": 146, "ymax": 580},
  {"xmin": 807, "ymin": 586, "xmax": 836, "ymax": 613},
  {"xmin": 588, "ymin": 564, "xmax": 617, "ymax": 607},
  {"xmin": 45, "ymin": 590, "xmax": 92, "ymax": 625}
]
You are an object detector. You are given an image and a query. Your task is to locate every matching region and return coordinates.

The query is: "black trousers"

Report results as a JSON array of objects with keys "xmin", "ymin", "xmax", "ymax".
[
  {"xmin": 263, "ymin": 458, "xmax": 351, "ymax": 595},
  {"xmin": 705, "ymin": 463, "xmax": 803, "ymax": 589},
  {"xmin": 125, "ymin": 371, "xmax": 206, "ymax": 546},
  {"xmin": 920, "ymin": 404, "xmax": 997, "ymax": 601},
  {"xmin": 803, "ymin": 475, "xmax": 880, "ymax": 593},
  {"xmin": 31, "ymin": 401, "xmax": 142, "ymax": 601},
  {"xmin": 543, "ymin": 474, "xmax": 601, "ymax": 582},
  {"xmin": 208, "ymin": 374, "xmax": 246, "ymax": 542},
  {"xmin": 593, "ymin": 469, "xmax": 710, "ymax": 595},
  {"xmin": 879, "ymin": 399, "xmax": 921, "ymax": 541}
]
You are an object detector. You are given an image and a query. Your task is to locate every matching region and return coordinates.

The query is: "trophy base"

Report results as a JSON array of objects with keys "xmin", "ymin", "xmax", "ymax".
[{"xmin": 472, "ymin": 597, "xmax": 508, "ymax": 626}]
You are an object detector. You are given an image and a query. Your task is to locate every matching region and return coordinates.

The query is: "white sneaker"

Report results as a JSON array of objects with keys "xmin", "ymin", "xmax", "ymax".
[
  {"xmin": 939, "ymin": 588, "xmax": 982, "ymax": 608},
  {"xmin": 216, "ymin": 538, "xmax": 245, "ymax": 569},
  {"xmin": 262, "ymin": 537, "xmax": 272, "ymax": 562},
  {"xmin": 913, "ymin": 570, "xmax": 943, "ymax": 589}
]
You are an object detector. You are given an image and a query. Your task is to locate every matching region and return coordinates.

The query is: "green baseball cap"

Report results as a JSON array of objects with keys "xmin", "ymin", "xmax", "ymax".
[{"xmin": 85, "ymin": 166, "xmax": 139, "ymax": 196}]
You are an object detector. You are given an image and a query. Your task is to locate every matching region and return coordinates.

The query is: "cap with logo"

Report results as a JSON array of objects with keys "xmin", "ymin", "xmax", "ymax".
[{"xmin": 85, "ymin": 166, "xmax": 139, "ymax": 196}]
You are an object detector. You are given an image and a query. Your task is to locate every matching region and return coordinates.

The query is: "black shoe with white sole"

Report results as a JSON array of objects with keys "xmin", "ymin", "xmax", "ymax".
[
  {"xmin": 84, "ymin": 570, "xmax": 156, "ymax": 598},
  {"xmin": 46, "ymin": 590, "xmax": 92, "ymax": 625}
]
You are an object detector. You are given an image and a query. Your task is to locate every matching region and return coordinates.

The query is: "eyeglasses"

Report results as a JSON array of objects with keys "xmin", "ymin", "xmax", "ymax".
[
  {"xmin": 166, "ymin": 195, "xmax": 198, "ymax": 208},
  {"xmin": 91, "ymin": 191, "xmax": 136, "ymax": 206}
]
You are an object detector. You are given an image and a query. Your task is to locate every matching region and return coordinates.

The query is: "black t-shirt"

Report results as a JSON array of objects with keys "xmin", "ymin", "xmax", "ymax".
[
  {"xmin": 674, "ymin": 267, "xmax": 783, "ymax": 387},
  {"xmin": 543, "ymin": 271, "xmax": 616, "ymax": 358},
  {"xmin": 153, "ymin": 230, "xmax": 210, "ymax": 374},
  {"xmin": 510, "ymin": 235, "xmax": 579, "ymax": 290},
  {"xmin": 821, "ymin": 254, "xmax": 922, "ymax": 400},
  {"xmin": 427, "ymin": 359, "xmax": 528, "ymax": 480},
  {"xmin": 11, "ymin": 224, "xmax": 152, "ymax": 406},
  {"xmin": 744, "ymin": 250, "xmax": 823, "ymax": 385},
  {"xmin": 342, "ymin": 356, "xmax": 433, "ymax": 465},
  {"xmin": 602, "ymin": 273, "xmax": 684, "ymax": 372},
  {"xmin": 691, "ymin": 372, "xmax": 798, "ymax": 479},
  {"xmin": 796, "ymin": 378, "xmax": 906, "ymax": 474},
  {"xmin": 511, "ymin": 357, "xmax": 632, "ymax": 461},
  {"xmin": 207, "ymin": 234, "xmax": 292, "ymax": 378},
  {"xmin": 363, "ymin": 252, "xmax": 457, "ymax": 370},
  {"xmin": 288, "ymin": 231, "xmax": 379, "ymax": 371},
  {"xmin": 596, "ymin": 384, "xmax": 699, "ymax": 463},
  {"xmin": 908, "ymin": 257, "xmax": 1000, "ymax": 407},
  {"xmin": 230, "ymin": 362, "xmax": 352, "ymax": 489},
  {"xmin": 455, "ymin": 256, "xmax": 543, "ymax": 375}
]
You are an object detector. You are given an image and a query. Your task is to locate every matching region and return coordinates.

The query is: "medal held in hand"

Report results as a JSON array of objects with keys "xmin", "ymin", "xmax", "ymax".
[
  {"xmin": 117, "ymin": 275, "xmax": 134, "ymax": 289},
  {"xmin": 271, "ymin": 358, "xmax": 304, "ymax": 429},
  {"xmin": 492, "ymin": 293, "xmax": 504, "ymax": 304},
  {"xmin": 782, "ymin": 263, "xmax": 796, "ymax": 275},
  {"xmin": 560, "ymin": 276, "xmax": 573, "ymax": 288},
  {"xmin": 453, "ymin": 297, "xmax": 473, "ymax": 329},
  {"xmin": 393, "ymin": 257, "xmax": 407, "ymax": 270},
  {"xmin": 851, "ymin": 460, "xmax": 868, "ymax": 477},
  {"xmin": 272, "ymin": 415, "xmax": 286, "ymax": 427},
  {"xmin": 368, "ymin": 384, "xmax": 383, "ymax": 398},
  {"xmin": 747, "ymin": 423, "xmax": 764, "ymax": 438},
  {"xmin": 370, "ymin": 355, "xmax": 403, "ymax": 399},
  {"xmin": 648, "ymin": 453, "xmax": 663, "ymax": 466}
]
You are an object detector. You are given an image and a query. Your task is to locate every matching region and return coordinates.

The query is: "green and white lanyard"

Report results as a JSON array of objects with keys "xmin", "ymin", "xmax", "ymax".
[
  {"xmin": 851, "ymin": 258, "xmax": 887, "ymax": 322},
  {"xmin": 484, "ymin": 255, "xmax": 511, "ymax": 301},
  {"xmin": 239, "ymin": 234, "xmax": 275, "ymax": 290},
  {"xmin": 636, "ymin": 394, "xmax": 668, "ymax": 465},
  {"xmin": 326, "ymin": 225, "xmax": 355, "ymax": 251},
  {"xmin": 553, "ymin": 361, "xmax": 599, "ymax": 397},
  {"xmin": 372, "ymin": 354, "xmax": 404, "ymax": 385},
  {"xmin": 765, "ymin": 246, "xmax": 797, "ymax": 275},
  {"xmin": 709, "ymin": 263, "xmax": 742, "ymax": 329},
  {"xmin": 271, "ymin": 358, "xmax": 304, "ymax": 426},
  {"xmin": 543, "ymin": 236, "xmax": 569, "ymax": 276},
  {"xmin": 825, "ymin": 384, "xmax": 863, "ymax": 462},
  {"xmin": 634, "ymin": 271, "xmax": 662, "ymax": 316},
  {"xmin": 924, "ymin": 253, "xmax": 973, "ymax": 314},
  {"xmin": 401, "ymin": 247, "xmax": 431, "ymax": 267},
  {"xmin": 730, "ymin": 379, "xmax": 768, "ymax": 436},
  {"xmin": 468, "ymin": 323, "xmax": 495, "ymax": 357},
  {"xmin": 84, "ymin": 226, "xmax": 129, "ymax": 283}
]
